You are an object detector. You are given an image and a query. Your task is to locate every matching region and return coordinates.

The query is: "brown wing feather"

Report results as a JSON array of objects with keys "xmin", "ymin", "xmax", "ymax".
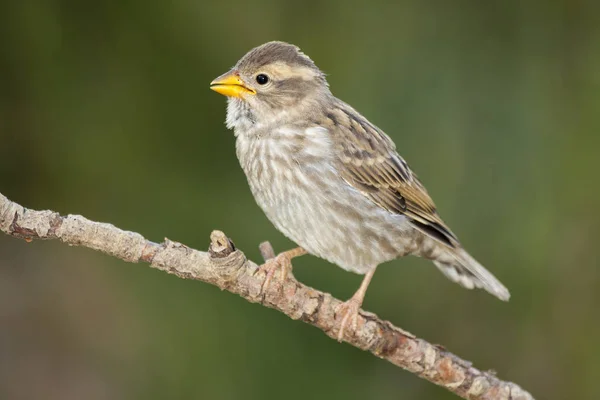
[{"xmin": 327, "ymin": 102, "xmax": 459, "ymax": 247}]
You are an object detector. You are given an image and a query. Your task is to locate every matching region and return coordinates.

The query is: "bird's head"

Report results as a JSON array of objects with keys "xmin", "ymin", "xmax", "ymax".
[{"xmin": 210, "ymin": 41, "xmax": 330, "ymax": 129}]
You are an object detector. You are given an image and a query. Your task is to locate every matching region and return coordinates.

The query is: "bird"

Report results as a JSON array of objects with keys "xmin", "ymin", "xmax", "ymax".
[{"xmin": 210, "ymin": 41, "xmax": 509, "ymax": 341}]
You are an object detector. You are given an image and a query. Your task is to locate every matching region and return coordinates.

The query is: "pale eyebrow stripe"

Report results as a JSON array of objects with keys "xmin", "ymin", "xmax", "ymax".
[{"xmin": 263, "ymin": 62, "xmax": 320, "ymax": 81}]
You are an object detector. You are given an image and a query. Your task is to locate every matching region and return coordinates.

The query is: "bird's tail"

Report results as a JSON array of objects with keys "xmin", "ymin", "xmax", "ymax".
[{"xmin": 433, "ymin": 248, "xmax": 510, "ymax": 301}]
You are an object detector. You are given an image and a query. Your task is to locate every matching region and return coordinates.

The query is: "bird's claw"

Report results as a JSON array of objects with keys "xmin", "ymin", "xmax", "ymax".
[
  {"xmin": 335, "ymin": 297, "xmax": 362, "ymax": 342},
  {"xmin": 259, "ymin": 253, "xmax": 292, "ymax": 293}
]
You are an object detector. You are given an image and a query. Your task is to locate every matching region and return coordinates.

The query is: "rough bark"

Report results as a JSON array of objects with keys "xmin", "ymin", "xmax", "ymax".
[{"xmin": 0, "ymin": 192, "xmax": 534, "ymax": 400}]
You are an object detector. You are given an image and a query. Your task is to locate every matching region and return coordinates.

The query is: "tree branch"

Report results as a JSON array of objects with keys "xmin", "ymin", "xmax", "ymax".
[{"xmin": 0, "ymin": 192, "xmax": 533, "ymax": 400}]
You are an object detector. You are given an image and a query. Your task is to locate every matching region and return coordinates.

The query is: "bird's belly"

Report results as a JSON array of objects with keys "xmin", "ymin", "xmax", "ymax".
[{"xmin": 244, "ymin": 156, "xmax": 415, "ymax": 274}]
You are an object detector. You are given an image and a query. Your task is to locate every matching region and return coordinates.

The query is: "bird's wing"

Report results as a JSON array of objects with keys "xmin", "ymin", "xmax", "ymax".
[{"xmin": 327, "ymin": 104, "xmax": 459, "ymax": 247}]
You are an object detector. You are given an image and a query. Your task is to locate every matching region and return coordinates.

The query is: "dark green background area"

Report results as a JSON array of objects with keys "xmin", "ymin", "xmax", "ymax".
[{"xmin": 1, "ymin": 1, "xmax": 598, "ymax": 399}]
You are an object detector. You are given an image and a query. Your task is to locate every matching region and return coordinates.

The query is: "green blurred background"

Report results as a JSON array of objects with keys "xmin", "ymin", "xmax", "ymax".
[{"xmin": 1, "ymin": 1, "xmax": 599, "ymax": 399}]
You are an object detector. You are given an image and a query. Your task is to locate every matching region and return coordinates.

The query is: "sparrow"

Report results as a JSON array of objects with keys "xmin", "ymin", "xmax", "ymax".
[{"xmin": 210, "ymin": 41, "xmax": 509, "ymax": 340}]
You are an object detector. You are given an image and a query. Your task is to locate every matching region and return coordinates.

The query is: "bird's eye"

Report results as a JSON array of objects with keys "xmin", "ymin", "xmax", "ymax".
[{"xmin": 256, "ymin": 74, "xmax": 269, "ymax": 85}]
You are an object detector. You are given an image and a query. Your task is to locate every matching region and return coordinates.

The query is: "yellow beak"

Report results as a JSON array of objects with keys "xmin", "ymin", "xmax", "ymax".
[{"xmin": 210, "ymin": 71, "xmax": 256, "ymax": 98}]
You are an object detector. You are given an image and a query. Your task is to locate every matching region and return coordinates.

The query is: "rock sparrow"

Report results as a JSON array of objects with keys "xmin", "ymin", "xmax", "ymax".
[{"xmin": 210, "ymin": 41, "xmax": 509, "ymax": 341}]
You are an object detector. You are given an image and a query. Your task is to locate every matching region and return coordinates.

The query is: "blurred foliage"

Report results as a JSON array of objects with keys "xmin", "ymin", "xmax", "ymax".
[{"xmin": 1, "ymin": 1, "xmax": 599, "ymax": 399}]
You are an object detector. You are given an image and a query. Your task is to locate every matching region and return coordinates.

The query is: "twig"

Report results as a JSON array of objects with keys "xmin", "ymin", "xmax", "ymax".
[{"xmin": 0, "ymin": 192, "xmax": 534, "ymax": 400}]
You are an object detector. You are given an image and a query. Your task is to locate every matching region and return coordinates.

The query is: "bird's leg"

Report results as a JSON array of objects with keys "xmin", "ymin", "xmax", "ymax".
[
  {"xmin": 336, "ymin": 267, "xmax": 377, "ymax": 342},
  {"xmin": 259, "ymin": 246, "xmax": 307, "ymax": 292}
]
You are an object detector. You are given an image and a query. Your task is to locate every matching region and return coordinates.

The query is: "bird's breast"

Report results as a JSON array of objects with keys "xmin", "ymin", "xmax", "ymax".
[
  {"xmin": 236, "ymin": 126, "xmax": 344, "ymax": 244},
  {"xmin": 236, "ymin": 126, "xmax": 333, "ymax": 184}
]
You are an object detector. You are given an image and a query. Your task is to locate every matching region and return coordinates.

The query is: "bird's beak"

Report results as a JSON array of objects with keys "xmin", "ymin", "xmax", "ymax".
[{"xmin": 210, "ymin": 70, "xmax": 256, "ymax": 98}]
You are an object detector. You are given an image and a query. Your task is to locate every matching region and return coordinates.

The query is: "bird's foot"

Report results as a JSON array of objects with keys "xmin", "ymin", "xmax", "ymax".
[
  {"xmin": 258, "ymin": 246, "xmax": 306, "ymax": 293},
  {"xmin": 259, "ymin": 252, "xmax": 292, "ymax": 292},
  {"xmin": 334, "ymin": 268, "xmax": 376, "ymax": 342},
  {"xmin": 335, "ymin": 296, "xmax": 363, "ymax": 342}
]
